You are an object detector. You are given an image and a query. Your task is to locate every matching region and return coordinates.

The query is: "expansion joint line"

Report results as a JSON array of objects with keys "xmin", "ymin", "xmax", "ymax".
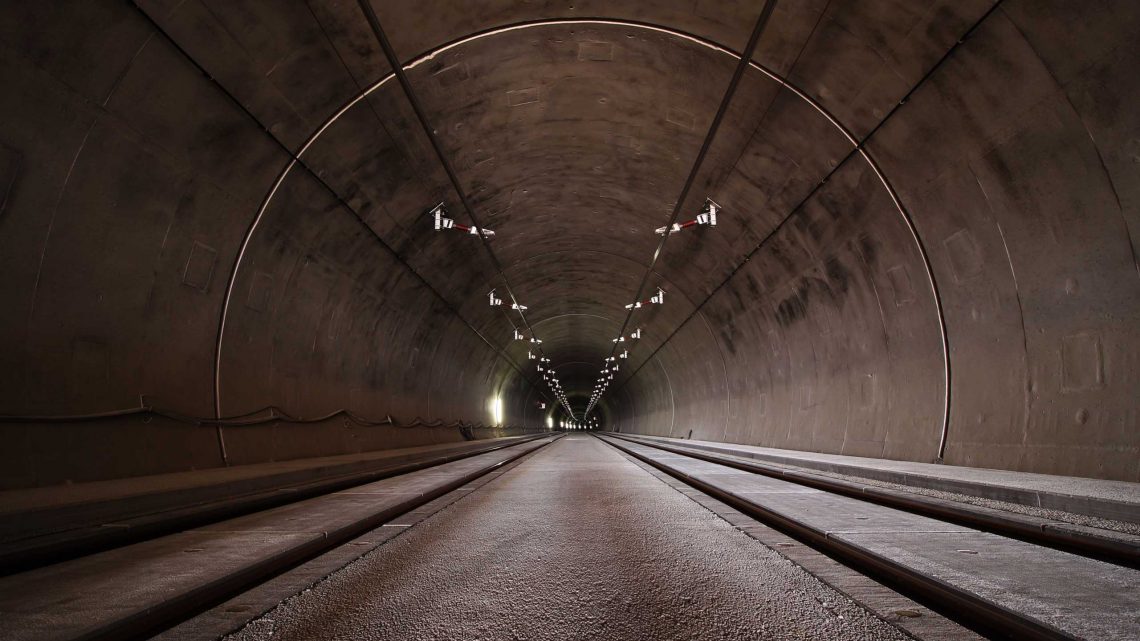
[
  {"xmin": 608, "ymin": 1, "xmax": 1007, "ymax": 461},
  {"xmin": 586, "ymin": 0, "xmax": 779, "ymax": 418},
  {"xmin": 356, "ymin": 1, "xmax": 571, "ymax": 417},
  {"xmin": 127, "ymin": 1, "xmax": 550, "ymax": 432}
]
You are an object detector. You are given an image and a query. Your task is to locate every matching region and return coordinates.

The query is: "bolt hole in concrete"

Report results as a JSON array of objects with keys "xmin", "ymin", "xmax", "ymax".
[{"xmin": 227, "ymin": 438, "xmax": 912, "ymax": 641}]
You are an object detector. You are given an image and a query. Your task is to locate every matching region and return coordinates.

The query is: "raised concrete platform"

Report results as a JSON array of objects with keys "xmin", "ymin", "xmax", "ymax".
[
  {"xmin": 624, "ymin": 434, "xmax": 1140, "ymax": 524},
  {"xmin": 222, "ymin": 435, "xmax": 922, "ymax": 641},
  {"xmin": 0, "ymin": 436, "xmax": 558, "ymax": 641},
  {"xmin": 0, "ymin": 434, "xmax": 546, "ymax": 572},
  {"xmin": 602, "ymin": 435, "xmax": 1140, "ymax": 641},
  {"xmin": 0, "ymin": 435, "xmax": 539, "ymax": 518}
]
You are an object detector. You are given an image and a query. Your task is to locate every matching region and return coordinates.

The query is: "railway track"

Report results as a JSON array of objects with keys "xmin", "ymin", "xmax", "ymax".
[
  {"xmin": 2, "ymin": 431, "xmax": 1135, "ymax": 641},
  {"xmin": 0, "ymin": 434, "xmax": 562, "ymax": 641},
  {"xmin": 597, "ymin": 433, "xmax": 1140, "ymax": 641},
  {"xmin": 0, "ymin": 433, "xmax": 555, "ymax": 576}
]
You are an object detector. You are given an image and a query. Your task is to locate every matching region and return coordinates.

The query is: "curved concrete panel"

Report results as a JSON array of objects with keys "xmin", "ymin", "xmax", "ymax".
[{"xmin": 0, "ymin": 0, "xmax": 1136, "ymax": 486}]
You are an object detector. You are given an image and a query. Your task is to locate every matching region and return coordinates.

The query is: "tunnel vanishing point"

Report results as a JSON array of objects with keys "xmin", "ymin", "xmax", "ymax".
[{"xmin": 0, "ymin": 2, "xmax": 1139, "ymax": 640}]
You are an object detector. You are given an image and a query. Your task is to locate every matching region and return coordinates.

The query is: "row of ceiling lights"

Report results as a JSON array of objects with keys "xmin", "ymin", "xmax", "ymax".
[
  {"xmin": 433, "ymin": 203, "xmax": 574, "ymax": 419},
  {"xmin": 433, "ymin": 197, "xmax": 720, "ymax": 423},
  {"xmin": 497, "ymin": 294, "xmax": 572, "ymax": 417},
  {"xmin": 560, "ymin": 417, "xmax": 597, "ymax": 430},
  {"xmin": 586, "ymin": 199, "xmax": 720, "ymax": 417},
  {"xmin": 368, "ymin": 2, "xmax": 751, "ymax": 429}
]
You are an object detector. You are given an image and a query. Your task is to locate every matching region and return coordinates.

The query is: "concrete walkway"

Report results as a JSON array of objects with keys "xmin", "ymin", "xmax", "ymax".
[
  {"xmin": 0, "ymin": 438, "xmax": 555, "ymax": 641},
  {"xmin": 628, "ymin": 435, "xmax": 1140, "ymax": 523},
  {"xmin": 228, "ymin": 435, "xmax": 909, "ymax": 641}
]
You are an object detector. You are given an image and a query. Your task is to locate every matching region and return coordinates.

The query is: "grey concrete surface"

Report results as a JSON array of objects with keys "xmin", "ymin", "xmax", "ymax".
[
  {"xmin": 611, "ymin": 438, "xmax": 1140, "ymax": 640},
  {"xmin": 628, "ymin": 434, "xmax": 1140, "ymax": 523},
  {"xmin": 0, "ymin": 438, "xmax": 554, "ymax": 641},
  {"xmin": 0, "ymin": 1, "xmax": 1137, "ymax": 486},
  {"xmin": 612, "ymin": 445, "xmax": 984, "ymax": 641},
  {"xmin": 0, "ymin": 435, "xmax": 538, "ymax": 546},
  {"xmin": 153, "ymin": 441, "xmax": 549, "ymax": 641},
  {"xmin": 0, "ymin": 435, "xmax": 531, "ymax": 516},
  {"xmin": 225, "ymin": 435, "xmax": 912, "ymax": 641}
]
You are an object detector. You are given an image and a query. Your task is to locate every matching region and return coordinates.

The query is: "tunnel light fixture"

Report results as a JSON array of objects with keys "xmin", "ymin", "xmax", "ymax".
[
  {"xmin": 489, "ymin": 289, "xmax": 503, "ymax": 307},
  {"xmin": 699, "ymin": 199, "xmax": 719, "ymax": 225},
  {"xmin": 529, "ymin": 337, "xmax": 542, "ymax": 344},
  {"xmin": 541, "ymin": 357, "xmax": 550, "ymax": 363},
  {"xmin": 431, "ymin": 203, "xmax": 450, "ymax": 230},
  {"xmin": 613, "ymin": 328, "xmax": 642, "ymax": 344},
  {"xmin": 511, "ymin": 302, "xmax": 527, "ymax": 311},
  {"xmin": 624, "ymin": 288, "xmax": 665, "ymax": 310},
  {"xmin": 528, "ymin": 351, "xmax": 536, "ymax": 360},
  {"xmin": 489, "ymin": 396, "xmax": 503, "ymax": 426},
  {"xmin": 432, "ymin": 203, "xmax": 495, "ymax": 237},
  {"xmin": 620, "ymin": 349, "xmax": 629, "ymax": 359},
  {"xmin": 654, "ymin": 198, "xmax": 719, "ymax": 235},
  {"xmin": 513, "ymin": 329, "xmax": 524, "ymax": 340}
]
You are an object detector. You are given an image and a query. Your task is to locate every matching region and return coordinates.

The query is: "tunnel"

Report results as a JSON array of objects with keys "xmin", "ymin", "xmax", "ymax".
[{"xmin": 0, "ymin": 2, "xmax": 1138, "ymax": 640}]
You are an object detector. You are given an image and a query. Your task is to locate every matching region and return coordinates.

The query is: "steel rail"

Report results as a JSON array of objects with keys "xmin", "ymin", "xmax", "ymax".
[
  {"xmin": 0, "ymin": 434, "xmax": 555, "ymax": 576},
  {"xmin": 597, "ymin": 433, "xmax": 1078, "ymax": 641},
  {"xmin": 607, "ymin": 433, "xmax": 1139, "ymax": 568},
  {"xmin": 84, "ymin": 435, "xmax": 561, "ymax": 641}
]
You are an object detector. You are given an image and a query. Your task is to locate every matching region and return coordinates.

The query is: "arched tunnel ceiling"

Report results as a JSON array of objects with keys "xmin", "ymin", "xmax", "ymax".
[
  {"xmin": 1, "ymin": 0, "xmax": 1138, "ymax": 483},
  {"xmin": 200, "ymin": 1, "xmax": 976, "ymax": 391}
]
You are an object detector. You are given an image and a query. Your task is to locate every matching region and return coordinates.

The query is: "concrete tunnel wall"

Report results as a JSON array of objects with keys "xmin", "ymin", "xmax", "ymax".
[{"xmin": 0, "ymin": 1, "xmax": 1136, "ymax": 488}]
